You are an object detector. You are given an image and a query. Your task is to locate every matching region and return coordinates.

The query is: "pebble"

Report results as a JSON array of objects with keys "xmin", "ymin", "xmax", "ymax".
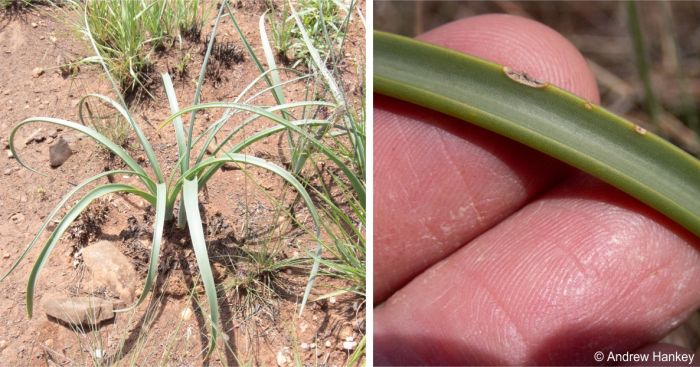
[
  {"xmin": 10, "ymin": 213, "xmax": 24, "ymax": 224},
  {"xmin": 0, "ymin": 340, "xmax": 6, "ymax": 351},
  {"xmin": 329, "ymin": 296, "xmax": 337, "ymax": 304},
  {"xmin": 325, "ymin": 340, "xmax": 332, "ymax": 348},
  {"xmin": 31, "ymin": 22, "xmax": 38, "ymax": 28},
  {"xmin": 24, "ymin": 128, "xmax": 45, "ymax": 145},
  {"xmin": 3, "ymin": 254, "xmax": 10, "ymax": 259},
  {"xmin": 3, "ymin": 168, "xmax": 12, "ymax": 175},
  {"xmin": 300, "ymin": 342, "xmax": 310, "ymax": 351},
  {"xmin": 32, "ymin": 67, "xmax": 44, "ymax": 78},
  {"xmin": 276, "ymin": 347, "xmax": 290, "ymax": 366},
  {"xmin": 342, "ymin": 340, "xmax": 357, "ymax": 351},
  {"xmin": 49, "ymin": 137, "xmax": 72, "ymax": 168},
  {"xmin": 180, "ymin": 307, "xmax": 193, "ymax": 321},
  {"xmin": 6, "ymin": 150, "xmax": 13, "ymax": 158}
]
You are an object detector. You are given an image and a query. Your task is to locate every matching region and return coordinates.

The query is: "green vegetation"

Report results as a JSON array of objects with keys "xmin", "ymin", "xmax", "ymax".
[
  {"xmin": 267, "ymin": 0, "xmax": 348, "ymax": 69},
  {"xmin": 71, "ymin": 0, "xmax": 207, "ymax": 96},
  {"xmin": 375, "ymin": 30, "xmax": 700, "ymax": 240}
]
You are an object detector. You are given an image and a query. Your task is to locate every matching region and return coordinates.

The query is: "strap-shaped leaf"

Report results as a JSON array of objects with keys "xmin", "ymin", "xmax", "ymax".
[
  {"xmin": 115, "ymin": 183, "xmax": 167, "ymax": 313},
  {"xmin": 375, "ymin": 31, "xmax": 700, "ymax": 239},
  {"xmin": 182, "ymin": 178, "xmax": 219, "ymax": 355}
]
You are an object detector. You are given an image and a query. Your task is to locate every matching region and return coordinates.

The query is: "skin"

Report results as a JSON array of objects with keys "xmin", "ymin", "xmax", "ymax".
[{"xmin": 374, "ymin": 14, "xmax": 700, "ymax": 365}]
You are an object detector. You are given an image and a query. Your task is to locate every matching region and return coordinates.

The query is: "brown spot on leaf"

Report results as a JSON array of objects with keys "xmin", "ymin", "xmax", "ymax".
[{"xmin": 503, "ymin": 66, "xmax": 548, "ymax": 88}]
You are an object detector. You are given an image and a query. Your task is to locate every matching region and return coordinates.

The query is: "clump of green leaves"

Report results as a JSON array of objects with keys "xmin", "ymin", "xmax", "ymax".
[
  {"xmin": 267, "ymin": 0, "xmax": 346, "ymax": 69},
  {"xmin": 74, "ymin": 0, "xmax": 207, "ymax": 96}
]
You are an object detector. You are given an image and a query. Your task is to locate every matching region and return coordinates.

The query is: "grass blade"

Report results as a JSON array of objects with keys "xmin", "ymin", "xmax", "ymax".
[
  {"xmin": 375, "ymin": 31, "xmax": 700, "ymax": 239},
  {"xmin": 182, "ymin": 178, "xmax": 219, "ymax": 355}
]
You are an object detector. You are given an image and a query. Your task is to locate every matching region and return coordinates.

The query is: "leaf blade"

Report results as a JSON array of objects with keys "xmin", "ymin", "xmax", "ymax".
[{"xmin": 374, "ymin": 31, "xmax": 700, "ymax": 238}]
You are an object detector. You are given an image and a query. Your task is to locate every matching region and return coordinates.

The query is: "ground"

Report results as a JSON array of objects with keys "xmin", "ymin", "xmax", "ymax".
[{"xmin": 0, "ymin": 1, "xmax": 365, "ymax": 366}]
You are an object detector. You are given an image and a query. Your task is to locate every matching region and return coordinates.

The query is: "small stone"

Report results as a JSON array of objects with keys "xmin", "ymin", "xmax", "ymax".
[
  {"xmin": 300, "ymin": 342, "xmax": 310, "ymax": 351},
  {"xmin": 24, "ymin": 128, "xmax": 45, "ymax": 145},
  {"xmin": 50, "ymin": 35, "xmax": 57, "ymax": 43},
  {"xmin": 20, "ymin": 195, "xmax": 27, "ymax": 203},
  {"xmin": 3, "ymin": 168, "xmax": 12, "ymax": 175},
  {"xmin": 31, "ymin": 22, "xmax": 38, "ymax": 28},
  {"xmin": 10, "ymin": 213, "xmax": 24, "ymax": 224},
  {"xmin": 329, "ymin": 296, "xmax": 337, "ymax": 304},
  {"xmin": 6, "ymin": 150, "xmax": 13, "ymax": 158},
  {"xmin": 47, "ymin": 129, "xmax": 58, "ymax": 139},
  {"xmin": 180, "ymin": 307, "xmax": 193, "ymax": 321},
  {"xmin": 39, "ymin": 35, "xmax": 45, "ymax": 40},
  {"xmin": 276, "ymin": 347, "xmax": 290, "ymax": 366},
  {"xmin": 0, "ymin": 340, "xmax": 7, "ymax": 351},
  {"xmin": 49, "ymin": 137, "xmax": 72, "ymax": 168},
  {"xmin": 3, "ymin": 254, "xmax": 10, "ymax": 259},
  {"xmin": 43, "ymin": 296, "xmax": 114, "ymax": 325},
  {"xmin": 212, "ymin": 262, "xmax": 227, "ymax": 281},
  {"xmin": 310, "ymin": 343, "xmax": 316, "ymax": 349},
  {"xmin": 32, "ymin": 67, "xmax": 44, "ymax": 78},
  {"xmin": 325, "ymin": 340, "xmax": 332, "ymax": 348},
  {"xmin": 93, "ymin": 348, "xmax": 104, "ymax": 359},
  {"xmin": 342, "ymin": 340, "xmax": 357, "ymax": 351}
]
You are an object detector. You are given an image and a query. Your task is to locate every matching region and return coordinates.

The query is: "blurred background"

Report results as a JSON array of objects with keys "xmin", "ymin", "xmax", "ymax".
[{"xmin": 375, "ymin": 0, "xmax": 700, "ymax": 353}]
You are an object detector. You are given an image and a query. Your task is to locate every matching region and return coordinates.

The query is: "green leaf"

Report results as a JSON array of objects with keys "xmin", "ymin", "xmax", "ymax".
[
  {"xmin": 182, "ymin": 178, "xmax": 219, "ymax": 355},
  {"xmin": 374, "ymin": 31, "xmax": 700, "ymax": 239},
  {"xmin": 115, "ymin": 183, "xmax": 166, "ymax": 313},
  {"xmin": 160, "ymin": 101, "xmax": 365, "ymax": 209}
]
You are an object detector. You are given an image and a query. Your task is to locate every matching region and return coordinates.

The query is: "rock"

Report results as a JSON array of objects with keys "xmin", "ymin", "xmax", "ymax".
[
  {"xmin": 276, "ymin": 347, "xmax": 290, "ymax": 366},
  {"xmin": 82, "ymin": 241, "xmax": 138, "ymax": 302},
  {"xmin": 32, "ymin": 67, "xmax": 44, "ymax": 78},
  {"xmin": 300, "ymin": 342, "xmax": 310, "ymax": 351},
  {"xmin": 10, "ymin": 213, "xmax": 24, "ymax": 224},
  {"xmin": 24, "ymin": 128, "xmax": 45, "ymax": 145},
  {"xmin": 5, "ymin": 150, "xmax": 13, "ymax": 158},
  {"xmin": 180, "ymin": 307, "xmax": 193, "ymax": 321},
  {"xmin": 49, "ymin": 138, "xmax": 72, "ymax": 168},
  {"xmin": 212, "ymin": 262, "xmax": 227, "ymax": 281},
  {"xmin": 329, "ymin": 296, "xmax": 337, "ymax": 304},
  {"xmin": 3, "ymin": 168, "xmax": 12, "ymax": 175},
  {"xmin": 43, "ymin": 296, "xmax": 114, "ymax": 325},
  {"xmin": 325, "ymin": 340, "xmax": 332, "ymax": 348},
  {"xmin": 342, "ymin": 340, "xmax": 357, "ymax": 351},
  {"xmin": 47, "ymin": 129, "xmax": 58, "ymax": 139},
  {"xmin": 3, "ymin": 254, "xmax": 10, "ymax": 259},
  {"xmin": 31, "ymin": 22, "xmax": 38, "ymax": 28},
  {"xmin": 0, "ymin": 340, "xmax": 7, "ymax": 351}
]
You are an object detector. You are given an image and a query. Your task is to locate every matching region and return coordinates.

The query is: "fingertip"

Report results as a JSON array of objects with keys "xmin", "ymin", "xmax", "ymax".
[{"xmin": 417, "ymin": 14, "xmax": 600, "ymax": 104}]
